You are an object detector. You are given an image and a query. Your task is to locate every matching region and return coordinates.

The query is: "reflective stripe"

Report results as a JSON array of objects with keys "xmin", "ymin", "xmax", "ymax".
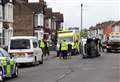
[
  {"xmin": 10, "ymin": 59, "xmax": 14, "ymax": 66},
  {"xmin": 6, "ymin": 65, "xmax": 11, "ymax": 75},
  {"xmin": 2, "ymin": 60, "xmax": 7, "ymax": 66}
]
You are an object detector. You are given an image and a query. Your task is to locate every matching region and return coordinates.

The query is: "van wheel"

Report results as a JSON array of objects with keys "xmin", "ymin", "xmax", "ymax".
[{"xmin": 39, "ymin": 55, "xmax": 43, "ymax": 64}]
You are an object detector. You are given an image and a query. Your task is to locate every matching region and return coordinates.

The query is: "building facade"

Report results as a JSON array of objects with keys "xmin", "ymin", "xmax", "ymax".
[
  {"xmin": 0, "ymin": 0, "xmax": 14, "ymax": 46},
  {"xmin": 13, "ymin": 0, "xmax": 33, "ymax": 36}
]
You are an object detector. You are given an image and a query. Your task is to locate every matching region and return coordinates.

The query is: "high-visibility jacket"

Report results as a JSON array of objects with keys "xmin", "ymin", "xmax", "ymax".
[
  {"xmin": 39, "ymin": 40, "xmax": 45, "ymax": 48},
  {"xmin": 74, "ymin": 42, "xmax": 80, "ymax": 51},
  {"xmin": 61, "ymin": 41, "xmax": 68, "ymax": 51}
]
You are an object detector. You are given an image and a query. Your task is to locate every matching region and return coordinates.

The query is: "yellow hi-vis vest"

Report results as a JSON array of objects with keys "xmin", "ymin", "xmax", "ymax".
[
  {"xmin": 74, "ymin": 42, "xmax": 80, "ymax": 50},
  {"xmin": 40, "ymin": 40, "xmax": 45, "ymax": 48},
  {"xmin": 61, "ymin": 42, "xmax": 68, "ymax": 51}
]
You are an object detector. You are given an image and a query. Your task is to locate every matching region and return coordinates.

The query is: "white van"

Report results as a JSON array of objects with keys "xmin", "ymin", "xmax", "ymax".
[{"xmin": 8, "ymin": 36, "xmax": 43, "ymax": 65}]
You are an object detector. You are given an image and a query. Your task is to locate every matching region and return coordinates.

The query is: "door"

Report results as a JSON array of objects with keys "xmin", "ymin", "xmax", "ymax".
[
  {"xmin": 32, "ymin": 40, "xmax": 42, "ymax": 61},
  {"xmin": 0, "ymin": 48, "xmax": 11, "ymax": 75}
]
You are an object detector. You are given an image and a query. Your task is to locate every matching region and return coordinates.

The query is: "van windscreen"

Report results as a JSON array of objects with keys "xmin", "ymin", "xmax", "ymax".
[{"xmin": 10, "ymin": 39, "xmax": 30, "ymax": 49}]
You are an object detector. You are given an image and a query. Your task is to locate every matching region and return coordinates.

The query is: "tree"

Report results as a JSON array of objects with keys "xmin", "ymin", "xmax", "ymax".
[{"xmin": 81, "ymin": 29, "xmax": 88, "ymax": 38}]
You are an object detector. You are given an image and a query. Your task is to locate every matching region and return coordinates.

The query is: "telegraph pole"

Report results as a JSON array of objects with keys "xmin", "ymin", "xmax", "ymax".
[
  {"xmin": 80, "ymin": 3, "xmax": 83, "ymax": 42},
  {"xmin": 81, "ymin": 4, "xmax": 83, "ymax": 36}
]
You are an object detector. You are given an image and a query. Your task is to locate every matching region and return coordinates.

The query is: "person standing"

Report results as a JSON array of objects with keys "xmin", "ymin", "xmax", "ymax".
[
  {"xmin": 59, "ymin": 40, "xmax": 68, "ymax": 59},
  {"xmin": 45, "ymin": 40, "xmax": 50, "ymax": 56},
  {"xmin": 74, "ymin": 40, "xmax": 80, "ymax": 55},
  {"xmin": 39, "ymin": 39, "xmax": 46, "ymax": 56},
  {"xmin": 68, "ymin": 43, "xmax": 72, "ymax": 59}
]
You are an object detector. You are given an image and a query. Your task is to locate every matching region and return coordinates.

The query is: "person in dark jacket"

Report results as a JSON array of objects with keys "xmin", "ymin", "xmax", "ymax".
[
  {"xmin": 59, "ymin": 40, "xmax": 68, "ymax": 59},
  {"xmin": 68, "ymin": 43, "xmax": 72, "ymax": 59},
  {"xmin": 44, "ymin": 40, "xmax": 50, "ymax": 56}
]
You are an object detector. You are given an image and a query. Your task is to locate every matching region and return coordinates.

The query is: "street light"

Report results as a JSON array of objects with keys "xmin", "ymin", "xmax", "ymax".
[
  {"xmin": 80, "ymin": 3, "xmax": 83, "ymax": 42},
  {"xmin": 81, "ymin": 3, "xmax": 83, "ymax": 35}
]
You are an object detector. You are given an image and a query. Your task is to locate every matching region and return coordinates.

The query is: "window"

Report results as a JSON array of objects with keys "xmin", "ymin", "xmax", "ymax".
[
  {"xmin": 10, "ymin": 39, "xmax": 30, "ymax": 49},
  {"xmin": 33, "ymin": 41, "xmax": 38, "ymax": 48},
  {"xmin": 9, "ymin": 0, "xmax": 12, "ymax": 3},
  {"xmin": 58, "ymin": 37, "xmax": 73, "ymax": 43}
]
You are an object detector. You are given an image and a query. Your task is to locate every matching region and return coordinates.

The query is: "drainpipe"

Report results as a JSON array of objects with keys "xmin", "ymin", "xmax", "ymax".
[{"xmin": 32, "ymin": 12, "xmax": 35, "ymax": 36}]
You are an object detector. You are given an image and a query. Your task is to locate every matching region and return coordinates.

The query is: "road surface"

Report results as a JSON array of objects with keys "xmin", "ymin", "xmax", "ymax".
[{"xmin": 7, "ymin": 51, "xmax": 120, "ymax": 82}]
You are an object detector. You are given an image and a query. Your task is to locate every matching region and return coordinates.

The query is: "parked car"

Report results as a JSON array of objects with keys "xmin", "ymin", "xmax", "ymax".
[
  {"xmin": 0, "ymin": 48, "xmax": 18, "ymax": 82},
  {"xmin": 101, "ymin": 41, "xmax": 107, "ymax": 49},
  {"xmin": 8, "ymin": 36, "xmax": 43, "ymax": 65}
]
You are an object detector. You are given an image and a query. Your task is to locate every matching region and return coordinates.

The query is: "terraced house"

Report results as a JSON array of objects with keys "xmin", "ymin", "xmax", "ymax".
[
  {"xmin": 14, "ymin": 0, "xmax": 45, "ymax": 41},
  {"xmin": 0, "ymin": 0, "xmax": 14, "ymax": 46}
]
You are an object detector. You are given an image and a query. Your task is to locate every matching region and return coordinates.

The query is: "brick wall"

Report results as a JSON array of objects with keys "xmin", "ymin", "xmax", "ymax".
[{"xmin": 13, "ymin": 0, "xmax": 33, "ymax": 36}]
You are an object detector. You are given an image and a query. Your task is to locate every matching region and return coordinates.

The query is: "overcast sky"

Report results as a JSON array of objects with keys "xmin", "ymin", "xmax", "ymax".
[{"xmin": 30, "ymin": 0, "xmax": 120, "ymax": 28}]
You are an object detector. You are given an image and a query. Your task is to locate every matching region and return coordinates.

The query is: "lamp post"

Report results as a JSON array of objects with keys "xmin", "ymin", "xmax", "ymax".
[
  {"xmin": 81, "ymin": 3, "xmax": 83, "ymax": 35},
  {"xmin": 80, "ymin": 3, "xmax": 83, "ymax": 43}
]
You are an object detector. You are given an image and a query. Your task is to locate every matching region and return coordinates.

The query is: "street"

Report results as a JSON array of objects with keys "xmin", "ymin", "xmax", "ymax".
[{"xmin": 6, "ymin": 51, "xmax": 120, "ymax": 82}]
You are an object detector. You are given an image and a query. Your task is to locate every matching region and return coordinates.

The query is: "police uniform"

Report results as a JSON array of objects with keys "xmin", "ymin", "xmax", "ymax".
[
  {"xmin": 74, "ymin": 40, "xmax": 80, "ymax": 54},
  {"xmin": 59, "ymin": 40, "xmax": 68, "ymax": 59},
  {"xmin": 39, "ymin": 40, "xmax": 46, "ymax": 56}
]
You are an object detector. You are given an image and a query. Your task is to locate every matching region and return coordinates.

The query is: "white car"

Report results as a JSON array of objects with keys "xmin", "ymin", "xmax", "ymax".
[{"xmin": 8, "ymin": 36, "xmax": 43, "ymax": 65}]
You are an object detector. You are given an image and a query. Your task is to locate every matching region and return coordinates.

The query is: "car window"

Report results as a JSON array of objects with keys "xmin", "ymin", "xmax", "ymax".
[
  {"xmin": 33, "ymin": 40, "xmax": 38, "ymax": 48},
  {"xmin": 10, "ymin": 39, "xmax": 30, "ymax": 49}
]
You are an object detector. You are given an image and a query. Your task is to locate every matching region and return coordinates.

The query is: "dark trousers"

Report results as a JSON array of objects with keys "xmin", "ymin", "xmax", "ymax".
[
  {"xmin": 42, "ymin": 47, "xmax": 50, "ymax": 56},
  {"xmin": 42, "ymin": 48, "xmax": 46, "ymax": 56},
  {"xmin": 61, "ymin": 51, "xmax": 68, "ymax": 59}
]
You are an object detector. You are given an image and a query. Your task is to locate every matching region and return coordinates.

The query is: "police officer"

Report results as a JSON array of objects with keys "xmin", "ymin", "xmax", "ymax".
[
  {"xmin": 45, "ymin": 40, "xmax": 50, "ymax": 56},
  {"xmin": 59, "ymin": 40, "xmax": 68, "ymax": 59},
  {"xmin": 74, "ymin": 40, "xmax": 80, "ymax": 55},
  {"xmin": 39, "ymin": 39, "xmax": 46, "ymax": 56},
  {"xmin": 68, "ymin": 43, "xmax": 72, "ymax": 59}
]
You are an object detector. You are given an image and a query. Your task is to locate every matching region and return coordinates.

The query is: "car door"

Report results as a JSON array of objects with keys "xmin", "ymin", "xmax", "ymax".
[
  {"xmin": 33, "ymin": 40, "xmax": 42, "ymax": 61},
  {"xmin": 0, "ymin": 48, "xmax": 11, "ymax": 75}
]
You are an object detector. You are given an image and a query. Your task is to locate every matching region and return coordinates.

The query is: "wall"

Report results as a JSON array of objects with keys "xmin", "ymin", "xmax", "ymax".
[{"xmin": 13, "ymin": 2, "xmax": 33, "ymax": 36}]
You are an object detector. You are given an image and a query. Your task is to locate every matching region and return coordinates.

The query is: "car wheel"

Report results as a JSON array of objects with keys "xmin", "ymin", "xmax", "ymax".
[
  {"xmin": 0, "ymin": 75, "xmax": 3, "ymax": 82},
  {"xmin": 12, "ymin": 66, "xmax": 18, "ymax": 78},
  {"xmin": 107, "ymin": 49, "xmax": 111, "ymax": 53},
  {"xmin": 39, "ymin": 55, "xmax": 43, "ymax": 64},
  {"xmin": 33, "ymin": 56, "xmax": 37, "ymax": 66}
]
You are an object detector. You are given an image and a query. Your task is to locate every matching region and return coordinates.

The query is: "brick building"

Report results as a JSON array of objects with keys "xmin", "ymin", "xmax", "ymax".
[
  {"xmin": 52, "ymin": 12, "xmax": 64, "ymax": 31},
  {"xmin": 13, "ymin": 0, "xmax": 34, "ymax": 36},
  {"xmin": 52, "ymin": 12, "xmax": 64, "ymax": 44}
]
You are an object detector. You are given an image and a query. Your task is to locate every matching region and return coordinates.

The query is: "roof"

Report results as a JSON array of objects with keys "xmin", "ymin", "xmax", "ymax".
[
  {"xmin": 112, "ymin": 21, "xmax": 120, "ymax": 27},
  {"xmin": 45, "ymin": 8, "xmax": 52, "ymax": 18},
  {"xmin": 53, "ymin": 12, "xmax": 64, "ymax": 22},
  {"xmin": 28, "ymin": 2, "xmax": 44, "ymax": 14}
]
